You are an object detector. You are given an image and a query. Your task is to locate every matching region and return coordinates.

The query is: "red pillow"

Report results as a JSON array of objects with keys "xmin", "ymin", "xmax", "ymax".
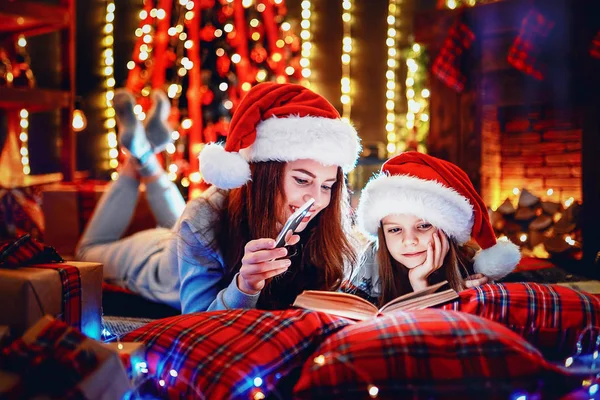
[
  {"xmin": 442, "ymin": 283, "xmax": 600, "ymax": 359},
  {"xmin": 293, "ymin": 309, "xmax": 575, "ymax": 399},
  {"xmin": 121, "ymin": 309, "xmax": 350, "ymax": 399}
]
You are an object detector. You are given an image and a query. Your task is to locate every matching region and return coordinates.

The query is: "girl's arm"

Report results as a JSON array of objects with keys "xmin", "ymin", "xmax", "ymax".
[{"xmin": 177, "ymin": 220, "xmax": 260, "ymax": 313}]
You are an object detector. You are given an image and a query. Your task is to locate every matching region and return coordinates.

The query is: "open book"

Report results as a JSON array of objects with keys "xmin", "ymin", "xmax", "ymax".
[{"xmin": 293, "ymin": 280, "xmax": 458, "ymax": 321}]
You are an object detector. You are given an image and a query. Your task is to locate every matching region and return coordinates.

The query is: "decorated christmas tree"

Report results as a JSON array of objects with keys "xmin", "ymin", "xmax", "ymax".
[{"xmin": 121, "ymin": 0, "xmax": 302, "ymax": 198}]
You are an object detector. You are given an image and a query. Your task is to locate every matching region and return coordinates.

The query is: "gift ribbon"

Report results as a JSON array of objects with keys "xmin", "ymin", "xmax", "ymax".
[{"xmin": 34, "ymin": 264, "xmax": 82, "ymax": 332}]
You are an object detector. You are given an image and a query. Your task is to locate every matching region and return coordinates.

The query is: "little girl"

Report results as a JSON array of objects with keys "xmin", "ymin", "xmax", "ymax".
[{"xmin": 351, "ymin": 152, "xmax": 521, "ymax": 306}]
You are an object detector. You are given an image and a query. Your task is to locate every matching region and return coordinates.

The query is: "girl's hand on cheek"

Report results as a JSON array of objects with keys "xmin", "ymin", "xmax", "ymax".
[
  {"xmin": 408, "ymin": 230, "xmax": 449, "ymax": 291},
  {"xmin": 237, "ymin": 235, "xmax": 299, "ymax": 295}
]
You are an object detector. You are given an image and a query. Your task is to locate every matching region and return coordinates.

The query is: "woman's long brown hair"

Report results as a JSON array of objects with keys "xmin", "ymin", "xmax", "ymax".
[
  {"xmin": 376, "ymin": 227, "xmax": 475, "ymax": 307},
  {"xmin": 216, "ymin": 161, "xmax": 357, "ymax": 310}
]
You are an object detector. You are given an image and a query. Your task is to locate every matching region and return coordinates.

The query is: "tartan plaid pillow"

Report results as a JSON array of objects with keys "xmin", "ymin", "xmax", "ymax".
[
  {"xmin": 293, "ymin": 309, "xmax": 572, "ymax": 399},
  {"xmin": 441, "ymin": 283, "xmax": 600, "ymax": 360},
  {"xmin": 121, "ymin": 309, "xmax": 350, "ymax": 399}
]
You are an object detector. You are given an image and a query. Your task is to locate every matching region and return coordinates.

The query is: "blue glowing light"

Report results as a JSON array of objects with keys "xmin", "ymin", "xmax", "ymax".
[
  {"xmin": 254, "ymin": 377, "xmax": 263, "ymax": 387},
  {"xmin": 590, "ymin": 384, "xmax": 599, "ymax": 396},
  {"xmin": 170, "ymin": 369, "xmax": 178, "ymax": 378}
]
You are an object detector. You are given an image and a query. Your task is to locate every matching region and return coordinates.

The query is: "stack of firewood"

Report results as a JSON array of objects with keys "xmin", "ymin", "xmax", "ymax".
[{"xmin": 489, "ymin": 189, "xmax": 582, "ymax": 259}]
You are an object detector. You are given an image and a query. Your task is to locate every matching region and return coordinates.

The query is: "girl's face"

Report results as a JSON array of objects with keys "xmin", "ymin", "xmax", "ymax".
[
  {"xmin": 280, "ymin": 159, "xmax": 338, "ymax": 233},
  {"xmin": 381, "ymin": 213, "xmax": 437, "ymax": 269}
]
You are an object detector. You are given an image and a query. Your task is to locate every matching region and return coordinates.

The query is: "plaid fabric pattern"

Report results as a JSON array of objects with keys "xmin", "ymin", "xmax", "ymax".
[
  {"xmin": 0, "ymin": 234, "xmax": 63, "ymax": 267},
  {"xmin": 121, "ymin": 309, "xmax": 350, "ymax": 399},
  {"xmin": 293, "ymin": 309, "xmax": 573, "ymax": 399},
  {"xmin": 432, "ymin": 18, "xmax": 475, "ymax": 92},
  {"xmin": 591, "ymin": 31, "xmax": 600, "ymax": 59},
  {"xmin": 441, "ymin": 283, "xmax": 600, "ymax": 360},
  {"xmin": 35, "ymin": 264, "xmax": 83, "ymax": 331},
  {"xmin": 0, "ymin": 319, "xmax": 96, "ymax": 399},
  {"xmin": 507, "ymin": 8, "xmax": 555, "ymax": 81}
]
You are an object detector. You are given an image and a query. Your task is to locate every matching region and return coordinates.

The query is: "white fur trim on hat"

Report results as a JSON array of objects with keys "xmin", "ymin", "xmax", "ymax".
[
  {"xmin": 239, "ymin": 115, "xmax": 361, "ymax": 173},
  {"xmin": 473, "ymin": 239, "xmax": 521, "ymax": 280},
  {"xmin": 356, "ymin": 173, "xmax": 474, "ymax": 242},
  {"xmin": 199, "ymin": 143, "xmax": 251, "ymax": 189}
]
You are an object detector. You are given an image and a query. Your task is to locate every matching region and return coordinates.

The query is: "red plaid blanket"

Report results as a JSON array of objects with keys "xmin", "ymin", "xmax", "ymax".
[
  {"xmin": 442, "ymin": 282, "xmax": 600, "ymax": 360},
  {"xmin": 121, "ymin": 309, "xmax": 351, "ymax": 399}
]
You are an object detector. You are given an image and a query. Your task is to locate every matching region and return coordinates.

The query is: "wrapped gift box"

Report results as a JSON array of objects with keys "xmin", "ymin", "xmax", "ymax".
[
  {"xmin": 0, "ymin": 262, "xmax": 102, "ymax": 339},
  {"xmin": 0, "ymin": 315, "xmax": 131, "ymax": 400},
  {"xmin": 42, "ymin": 181, "xmax": 156, "ymax": 257}
]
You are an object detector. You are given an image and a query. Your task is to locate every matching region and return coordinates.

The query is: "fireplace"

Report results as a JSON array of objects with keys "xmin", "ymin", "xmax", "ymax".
[
  {"xmin": 481, "ymin": 104, "xmax": 581, "ymax": 210},
  {"xmin": 414, "ymin": 0, "xmax": 600, "ymax": 267}
]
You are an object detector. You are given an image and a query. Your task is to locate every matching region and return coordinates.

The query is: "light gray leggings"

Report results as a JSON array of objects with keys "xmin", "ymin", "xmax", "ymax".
[{"xmin": 75, "ymin": 173, "xmax": 185, "ymax": 308}]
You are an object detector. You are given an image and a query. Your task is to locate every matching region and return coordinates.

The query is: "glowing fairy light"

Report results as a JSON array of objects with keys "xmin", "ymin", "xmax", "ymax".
[
  {"xmin": 340, "ymin": 0, "xmax": 353, "ymax": 123},
  {"xmin": 104, "ymin": 2, "xmax": 118, "ymax": 178},
  {"xmin": 300, "ymin": 0, "xmax": 312, "ymax": 82},
  {"xmin": 385, "ymin": 0, "xmax": 399, "ymax": 155},
  {"xmin": 19, "ymin": 108, "xmax": 30, "ymax": 174},
  {"xmin": 368, "ymin": 384, "xmax": 379, "ymax": 398}
]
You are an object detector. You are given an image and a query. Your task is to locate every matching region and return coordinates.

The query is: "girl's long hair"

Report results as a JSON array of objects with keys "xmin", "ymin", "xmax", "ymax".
[
  {"xmin": 376, "ymin": 227, "xmax": 475, "ymax": 307},
  {"xmin": 216, "ymin": 161, "xmax": 357, "ymax": 310}
]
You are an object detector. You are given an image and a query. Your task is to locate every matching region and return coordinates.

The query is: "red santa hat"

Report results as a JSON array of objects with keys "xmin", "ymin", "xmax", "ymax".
[
  {"xmin": 199, "ymin": 82, "xmax": 361, "ymax": 189},
  {"xmin": 356, "ymin": 151, "xmax": 520, "ymax": 280}
]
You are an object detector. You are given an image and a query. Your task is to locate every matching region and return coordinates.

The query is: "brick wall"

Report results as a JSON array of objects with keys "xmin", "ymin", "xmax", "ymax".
[{"xmin": 481, "ymin": 106, "xmax": 582, "ymax": 209}]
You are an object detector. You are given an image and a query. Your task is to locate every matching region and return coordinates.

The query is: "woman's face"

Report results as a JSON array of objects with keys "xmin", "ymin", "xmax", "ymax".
[
  {"xmin": 280, "ymin": 159, "xmax": 338, "ymax": 233},
  {"xmin": 381, "ymin": 213, "xmax": 437, "ymax": 269}
]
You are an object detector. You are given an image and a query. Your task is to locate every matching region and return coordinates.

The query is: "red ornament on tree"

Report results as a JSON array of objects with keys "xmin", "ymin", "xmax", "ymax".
[
  {"xmin": 197, "ymin": 0, "xmax": 215, "ymax": 10},
  {"xmin": 216, "ymin": 54, "xmax": 231, "ymax": 77},
  {"xmin": 251, "ymin": 45, "xmax": 268, "ymax": 63},
  {"xmin": 201, "ymin": 86, "xmax": 214, "ymax": 105},
  {"xmin": 217, "ymin": 5, "xmax": 233, "ymax": 24},
  {"xmin": 200, "ymin": 24, "xmax": 217, "ymax": 42},
  {"xmin": 227, "ymin": 30, "xmax": 242, "ymax": 48}
]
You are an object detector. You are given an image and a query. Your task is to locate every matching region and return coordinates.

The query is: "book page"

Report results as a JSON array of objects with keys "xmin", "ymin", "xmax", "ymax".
[
  {"xmin": 293, "ymin": 290, "xmax": 378, "ymax": 321},
  {"xmin": 380, "ymin": 289, "xmax": 458, "ymax": 314},
  {"xmin": 378, "ymin": 280, "xmax": 449, "ymax": 312}
]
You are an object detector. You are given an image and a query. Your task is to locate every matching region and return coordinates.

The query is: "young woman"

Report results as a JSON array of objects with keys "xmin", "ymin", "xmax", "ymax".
[
  {"xmin": 77, "ymin": 82, "xmax": 361, "ymax": 313},
  {"xmin": 350, "ymin": 152, "xmax": 521, "ymax": 307},
  {"xmin": 175, "ymin": 82, "xmax": 361, "ymax": 313}
]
